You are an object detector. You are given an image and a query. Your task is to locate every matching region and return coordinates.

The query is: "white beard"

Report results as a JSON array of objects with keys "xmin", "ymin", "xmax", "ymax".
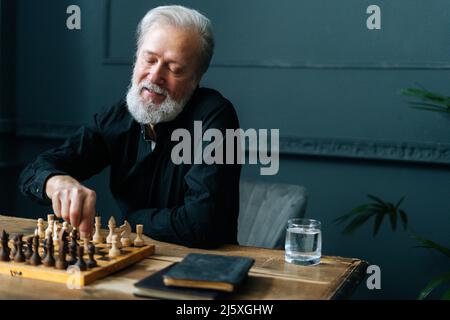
[{"xmin": 126, "ymin": 80, "xmax": 189, "ymax": 125}]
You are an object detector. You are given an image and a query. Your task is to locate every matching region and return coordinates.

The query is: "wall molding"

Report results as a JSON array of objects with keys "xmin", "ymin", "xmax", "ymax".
[
  {"xmin": 15, "ymin": 121, "xmax": 450, "ymax": 166},
  {"xmin": 102, "ymin": 0, "xmax": 450, "ymax": 70}
]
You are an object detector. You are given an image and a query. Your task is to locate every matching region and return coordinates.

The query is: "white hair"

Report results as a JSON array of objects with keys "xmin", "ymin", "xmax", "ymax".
[{"xmin": 136, "ymin": 5, "xmax": 215, "ymax": 76}]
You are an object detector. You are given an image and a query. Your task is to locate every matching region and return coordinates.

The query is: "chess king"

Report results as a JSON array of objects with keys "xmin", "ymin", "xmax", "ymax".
[{"xmin": 18, "ymin": 5, "xmax": 241, "ymax": 248}]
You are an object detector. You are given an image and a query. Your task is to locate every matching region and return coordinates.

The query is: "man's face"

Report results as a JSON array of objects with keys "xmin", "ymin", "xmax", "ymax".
[{"xmin": 126, "ymin": 24, "xmax": 202, "ymax": 125}]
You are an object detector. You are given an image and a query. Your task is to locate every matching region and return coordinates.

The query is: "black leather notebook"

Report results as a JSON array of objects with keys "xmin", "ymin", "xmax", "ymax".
[
  {"xmin": 162, "ymin": 253, "xmax": 255, "ymax": 292},
  {"xmin": 134, "ymin": 263, "xmax": 226, "ymax": 300}
]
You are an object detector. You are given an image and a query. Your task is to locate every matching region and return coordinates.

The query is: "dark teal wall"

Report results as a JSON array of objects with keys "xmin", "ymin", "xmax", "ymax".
[{"xmin": 3, "ymin": 0, "xmax": 450, "ymax": 299}]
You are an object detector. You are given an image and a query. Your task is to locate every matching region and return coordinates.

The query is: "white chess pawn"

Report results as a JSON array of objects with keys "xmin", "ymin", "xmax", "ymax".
[
  {"xmin": 93, "ymin": 216, "xmax": 104, "ymax": 244},
  {"xmin": 62, "ymin": 221, "xmax": 72, "ymax": 234},
  {"xmin": 119, "ymin": 221, "xmax": 131, "ymax": 247},
  {"xmin": 45, "ymin": 214, "xmax": 55, "ymax": 237},
  {"xmin": 37, "ymin": 218, "xmax": 45, "ymax": 239},
  {"xmin": 45, "ymin": 218, "xmax": 54, "ymax": 239},
  {"xmin": 53, "ymin": 222, "xmax": 61, "ymax": 245},
  {"xmin": 108, "ymin": 234, "xmax": 121, "ymax": 258},
  {"xmin": 134, "ymin": 224, "xmax": 144, "ymax": 247},
  {"xmin": 106, "ymin": 216, "xmax": 116, "ymax": 244}
]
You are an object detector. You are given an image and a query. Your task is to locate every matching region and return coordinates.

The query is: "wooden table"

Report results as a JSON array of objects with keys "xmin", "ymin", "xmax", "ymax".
[{"xmin": 0, "ymin": 215, "xmax": 367, "ymax": 300}]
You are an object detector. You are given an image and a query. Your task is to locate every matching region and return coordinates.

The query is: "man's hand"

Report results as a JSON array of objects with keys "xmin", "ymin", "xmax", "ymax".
[{"xmin": 45, "ymin": 175, "xmax": 96, "ymax": 238}]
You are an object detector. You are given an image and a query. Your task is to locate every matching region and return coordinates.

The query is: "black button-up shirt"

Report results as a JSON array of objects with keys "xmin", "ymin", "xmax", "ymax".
[{"xmin": 18, "ymin": 87, "xmax": 241, "ymax": 248}]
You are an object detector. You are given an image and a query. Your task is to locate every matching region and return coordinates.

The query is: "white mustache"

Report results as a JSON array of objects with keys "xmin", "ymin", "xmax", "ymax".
[{"xmin": 138, "ymin": 81, "xmax": 167, "ymax": 96}]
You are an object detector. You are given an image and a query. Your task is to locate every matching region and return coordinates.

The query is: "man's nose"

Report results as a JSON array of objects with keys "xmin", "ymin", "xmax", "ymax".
[{"xmin": 147, "ymin": 62, "xmax": 165, "ymax": 86}]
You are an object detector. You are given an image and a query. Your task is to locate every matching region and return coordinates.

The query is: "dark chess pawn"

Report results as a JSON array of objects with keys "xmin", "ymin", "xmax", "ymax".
[
  {"xmin": 55, "ymin": 231, "xmax": 69, "ymax": 270},
  {"xmin": 14, "ymin": 234, "xmax": 26, "ymax": 263},
  {"xmin": 86, "ymin": 243, "xmax": 97, "ymax": 269},
  {"xmin": 30, "ymin": 236, "xmax": 42, "ymax": 266},
  {"xmin": 10, "ymin": 234, "xmax": 18, "ymax": 259},
  {"xmin": 42, "ymin": 236, "xmax": 55, "ymax": 267},
  {"xmin": 0, "ymin": 230, "xmax": 11, "ymax": 262},
  {"xmin": 24, "ymin": 237, "xmax": 33, "ymax": 260},
  {"xmin": 74, "ymin": 246, "xmax": 87, "ymax": 271},
  {"xmin": 42, "ymin": 238, "xmax": 48, "ymax": 260},
  {"xmin": 71, "ymin": 228, "xmax": 78, "ymax": 241},
  {"xmin": 68, "ymin": 236, "xmax": 78, "ymax": 265}
]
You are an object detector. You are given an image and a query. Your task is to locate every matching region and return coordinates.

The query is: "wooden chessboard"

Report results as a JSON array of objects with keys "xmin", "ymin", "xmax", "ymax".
[{"xmin": 0, "ymin": 235, "xmax": 155, "ymax": 286}]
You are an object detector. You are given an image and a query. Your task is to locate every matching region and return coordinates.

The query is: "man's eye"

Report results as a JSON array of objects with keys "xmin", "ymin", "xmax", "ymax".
[{"xmin": 170, "ymin": 67, "xmax": 183, "ymax": 75}]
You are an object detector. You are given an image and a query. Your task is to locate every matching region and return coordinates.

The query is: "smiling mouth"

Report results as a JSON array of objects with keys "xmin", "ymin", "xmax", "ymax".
[{"xmin": 141, "ymin": 87, "xmax": 166, "ymax": 101}]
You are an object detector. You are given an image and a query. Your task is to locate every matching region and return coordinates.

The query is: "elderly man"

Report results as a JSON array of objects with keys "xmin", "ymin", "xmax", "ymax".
[{"xmin": 19, "ymin": 6, "xmax": 241, "ymax": 248}]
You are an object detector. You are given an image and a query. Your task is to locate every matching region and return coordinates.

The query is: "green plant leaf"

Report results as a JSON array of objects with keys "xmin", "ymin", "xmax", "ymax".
[
  {"xmin": 333, "ymin": 204, "xmax": 370, "ymax": 224},
  {"xmin": 410, "ymin": 106, "xmax": 450, "ymax": 114},
  {"xmin": 413, "ymin": 234, "xmax": 450, "ymax": 258},
  {"xmin": 373, "ymin": 212, "xmax": 385, "ymax": 236},
  {"xmin": 399, "ymin": 209, "xmax": 408, "ymax": 230},
  {"xmin": 389, "ymin": 209, "xmax": 397, "ymax": 231},
  {"xmin": 442, "ymin": 288, "xmax": 450, "ymax": 300},
  {"xmin": 418, "ymin": 271, "xmax": 450, "ymax": 300},
  {"xmin": 395, "ymin": 196, "xmax": 406, "ymax": 209},
  {"xmin": 367, "ymin": 194, "xmax": 386, "ymax": 206},
  {"xmin": 342, "ymin": 211, "xmax": 376, "ymax": 235},
  {"xmin": 408, "ymin": 102, "xmax": 449, "ymax": 109}
]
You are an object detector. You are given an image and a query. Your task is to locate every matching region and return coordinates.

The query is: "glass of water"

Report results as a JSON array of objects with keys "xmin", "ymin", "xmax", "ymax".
[{"xmin": 285, "ymin": 218, "xmax": 322, "ymax": 266}]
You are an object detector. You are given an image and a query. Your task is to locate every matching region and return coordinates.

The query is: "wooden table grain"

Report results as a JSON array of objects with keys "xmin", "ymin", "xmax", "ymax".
[{"xmin": 0, "ymin": 215, "xmax": 368, "ymax": 300}]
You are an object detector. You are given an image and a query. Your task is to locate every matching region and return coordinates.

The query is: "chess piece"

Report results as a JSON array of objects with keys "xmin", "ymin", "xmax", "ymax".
[
  {"xmin": 75, "ymin": 246, "xmax": 87, "ymax": 271},
  {"xmin": 108, "ymin": 234, "xmax": 121, "ymax": 258},
  {"xmin": 86, "ymin": 243, "xmax": 97, "ymax": 269},
  {"xmin": 62, "ymin": 221, "xmax": 72, "ymax": 235},
  {"xmin": 92, "ymin": 216, "xmax": 104, "ymax": 244},
  {"xmin": 42, "ymin": 238, "xmax": 48, "ymax": 260},
  {"xmin": 106, "ymin": 216, "xmax": 116, "ymax": 244},
  {"xmin": 10, "ymin": 234, "xmax": 18, "ymax": 259},
  {"xmin": 30, "ymin": 236, "xmax": 42, "ymax": 266},
  {"xmin": 71, "ymin": 228, "xmax": 78, "ymax": 241},
  {"xmin": 53, "ymin": 222, "xmax": 61, "ymax": 245},
  {"xmin": 133, "ymin": 224, "xmax": 144, "ymax": 247},
  {"xmin": 43, "ymin": 236, "xmax": 55, "ymax": 267},
  {"xmin": 37, "ymin": 218, "xmax": 45, "ymax": 239},
  {"xmin": 25, "ymin": 237, "xmax": 33, "ymax": 260},
  {"xmin": 14, "ymin": 234, "xmax": 26, "ymax": 263},
  {"xmin": 0, "ymin": 230, "xmax": 10, "ymax": 262},
  {"xmin": 55, "ymin": 231, "xmax": 69, "ymax": 270},
  {"xmin": 45, "ymin": 214, "xmax": 55, "ymax": 239},
  {"xmin": 68, "ymin": 234, "xmax": 78, "ymax": 265},
  {"xmin": 82, "ymin": 236, "xmax": 90, "ymax": 253},
  {"xmin": 119, "ymin": 220, "xmax": 132, "ymax": 247}
]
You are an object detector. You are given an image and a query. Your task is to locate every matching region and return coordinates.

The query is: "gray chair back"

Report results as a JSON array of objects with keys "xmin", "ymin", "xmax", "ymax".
[{"xmin": 238, "ymin": 179, "xmax": 308, "ymax": 249}]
